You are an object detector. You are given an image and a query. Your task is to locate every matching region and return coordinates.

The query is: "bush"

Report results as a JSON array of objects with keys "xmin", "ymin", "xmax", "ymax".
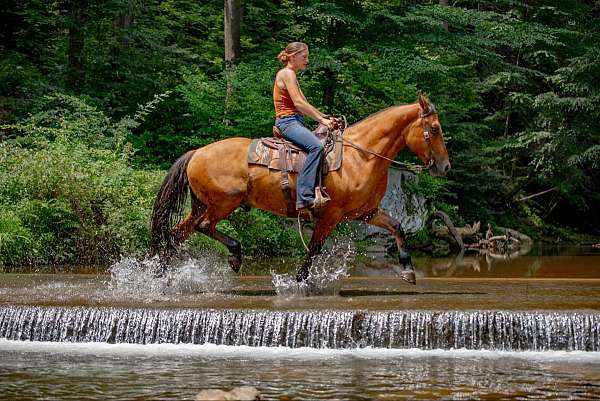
[
  {"xmin": 0, "ymin": 94, "xmax": 164, "ymax": 266},
  {"xmin": 220, "ymin": 208, "xmax": 305, "ymax": 257}
]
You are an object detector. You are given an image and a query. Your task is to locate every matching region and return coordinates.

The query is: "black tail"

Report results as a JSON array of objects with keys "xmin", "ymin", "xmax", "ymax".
[{"xmin": 150, "ymin": 150, "xmax": 196, "ymax": 256}]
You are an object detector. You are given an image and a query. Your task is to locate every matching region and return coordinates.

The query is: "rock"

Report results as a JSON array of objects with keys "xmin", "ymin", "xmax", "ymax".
[
  {"xmin": 363, "ymin": 167, "xmax": 427, "ymax": 237},
  {"xmin": 195, "ymin": 386, "xmax": 261, "ymax": 401}
]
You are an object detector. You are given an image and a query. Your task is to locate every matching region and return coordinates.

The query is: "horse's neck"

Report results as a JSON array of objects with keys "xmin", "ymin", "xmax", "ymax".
[{"xmin": 345, "ymin": 104, "xmax": 420, "ymax": 160}]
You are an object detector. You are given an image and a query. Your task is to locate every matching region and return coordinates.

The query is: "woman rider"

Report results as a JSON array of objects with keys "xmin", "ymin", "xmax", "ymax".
[{"xmin": 273, "ymin": 42, "xmax": 335, "ymax": 212}]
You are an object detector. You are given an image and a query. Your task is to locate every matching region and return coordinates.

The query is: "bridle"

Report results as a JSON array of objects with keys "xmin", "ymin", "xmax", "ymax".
[
  {"xmin": 420, "ymin": 105, "xmax": 438, "ymax": 170},
  {"xmin": 339, "ymin": 106, "xmax": 439, "ymax": 173}
]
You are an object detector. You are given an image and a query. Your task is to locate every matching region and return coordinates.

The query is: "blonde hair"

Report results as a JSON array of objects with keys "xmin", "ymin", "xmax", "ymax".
[{"xmin": 277, "ymin": 42, "xmax": 308, "ymax": 65}]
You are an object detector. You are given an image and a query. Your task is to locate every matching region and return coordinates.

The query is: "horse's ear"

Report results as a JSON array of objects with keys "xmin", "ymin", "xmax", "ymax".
[{"xmin": 418, "ymin": 94, "xmax": 430, "ymax": 113}]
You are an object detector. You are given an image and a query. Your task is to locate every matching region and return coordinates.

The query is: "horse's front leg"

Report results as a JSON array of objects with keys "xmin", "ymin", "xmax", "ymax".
[
  {"xmin": 362, "ymin": 208, "xmax": 416, "ymax": 285},
  {"xmin": 296, "ymin": 217, "xmax": 340, "ymax": 282}
]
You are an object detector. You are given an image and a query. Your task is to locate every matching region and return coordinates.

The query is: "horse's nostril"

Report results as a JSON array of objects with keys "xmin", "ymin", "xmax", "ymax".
[{"xmin": 444, "ymin": 162, "xmax": 451, "ymax": 173}]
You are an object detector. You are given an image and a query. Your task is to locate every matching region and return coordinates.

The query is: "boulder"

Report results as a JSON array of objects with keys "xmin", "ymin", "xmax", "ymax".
[{"xmin": 195, "ymin": 386, "xmax": 261, "ymax": 401}]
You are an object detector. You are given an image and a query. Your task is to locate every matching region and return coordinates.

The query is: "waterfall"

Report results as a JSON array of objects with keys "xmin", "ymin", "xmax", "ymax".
[{"xmin": 1, "ymin": 306, "xmax": 598, "ymax": 351}]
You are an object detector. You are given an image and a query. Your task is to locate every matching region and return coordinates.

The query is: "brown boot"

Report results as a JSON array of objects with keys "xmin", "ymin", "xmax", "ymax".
[{"xmin": 312, "ymin": 187, "xmax": 331, "ymax": 210}]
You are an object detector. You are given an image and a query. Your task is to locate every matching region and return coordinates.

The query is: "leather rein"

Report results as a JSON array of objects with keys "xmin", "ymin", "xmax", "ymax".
[{"xmin": 337, "ymin": 110, "xmax": 437, "ymax": 173}]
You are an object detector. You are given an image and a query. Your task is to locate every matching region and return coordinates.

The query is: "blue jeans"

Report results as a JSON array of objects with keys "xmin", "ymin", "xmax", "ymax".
[{"xmin": 275, "ymin": 115, "xmax": 324, "ymax": 209}]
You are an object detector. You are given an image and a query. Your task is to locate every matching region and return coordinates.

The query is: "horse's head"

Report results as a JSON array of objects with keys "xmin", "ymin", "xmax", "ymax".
[{"xmin": 405, "ymin": 95, "xmax": 451, "ymax": 177}]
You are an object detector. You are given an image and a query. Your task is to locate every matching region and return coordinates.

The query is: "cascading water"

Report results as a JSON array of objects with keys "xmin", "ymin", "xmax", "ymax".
[{"xmin": 1, "ymin": 305, "xmax": 598, "ymax": 351}]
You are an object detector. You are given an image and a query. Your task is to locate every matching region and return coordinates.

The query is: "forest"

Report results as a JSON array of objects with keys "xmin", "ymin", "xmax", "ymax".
[{"xmin": 1, "ymin": 0, "xmax": 599, "ymax": 266}]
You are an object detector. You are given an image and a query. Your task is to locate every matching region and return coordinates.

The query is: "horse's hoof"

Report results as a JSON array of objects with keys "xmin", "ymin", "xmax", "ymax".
[
  {"xmin": 153, "ymin": 268, "xmax": 167, "ymax": 279},
  {"xmin": 296, "ymin": 268, "xmax": 309, "ymax": 283},
  {"xmin": 400, "ymin": 270, "xmax": 416, "ymax": 285},
  {"xmin": 228, "ymin": 257, "xmax": 242, "ymax": 273}
]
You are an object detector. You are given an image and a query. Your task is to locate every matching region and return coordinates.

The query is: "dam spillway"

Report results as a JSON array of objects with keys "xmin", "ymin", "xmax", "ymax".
[{"xmin": 1, "ymin": 305, "xmax": 599, "ymax": 351}]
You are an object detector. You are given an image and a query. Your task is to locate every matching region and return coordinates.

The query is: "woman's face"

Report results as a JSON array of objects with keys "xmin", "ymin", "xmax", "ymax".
[{"xmin": 290, "ymin": 49, "xmax": 309, "ymax": 71}]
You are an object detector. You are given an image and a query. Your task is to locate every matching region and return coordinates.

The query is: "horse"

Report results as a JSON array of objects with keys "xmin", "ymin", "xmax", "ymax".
[{"xmin": 150, "ymin": 95, "xmax": 450, "ymax": 284}]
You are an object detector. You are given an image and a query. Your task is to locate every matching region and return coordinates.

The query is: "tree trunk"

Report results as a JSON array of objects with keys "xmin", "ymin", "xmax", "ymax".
[
  {"xmin": 111, "ymin": 13, "xmax": 133, "ymax": 62},
  {"xmin": 224, "ymin": 0, "xmax": 243, "ymax": 126},
  {"xmin": 439, "ymin": 0, "xmax": 449, "ymax": 31},
  {"xmin": 67, "ymin": 0, "xmax": 85, "ymax": 89},
  {"xmin": 224, "ymin": 0, "xmax": 242, "ymax": 69}
]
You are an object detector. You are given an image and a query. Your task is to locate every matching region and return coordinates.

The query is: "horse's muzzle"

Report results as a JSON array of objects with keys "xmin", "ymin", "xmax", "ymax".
[{"xmin": 430, "ymin": 158, "xmax": 451, "ymax": 177}]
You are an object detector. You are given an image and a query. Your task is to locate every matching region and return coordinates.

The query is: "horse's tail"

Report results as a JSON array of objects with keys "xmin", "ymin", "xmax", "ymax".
[{"xmin": 150, "ymin": 150, "xmax": 196, "ymax": 256}]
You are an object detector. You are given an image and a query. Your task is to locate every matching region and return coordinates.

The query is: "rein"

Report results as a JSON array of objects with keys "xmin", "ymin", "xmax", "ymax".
[{"xmin": 337, "ymin": 113, "xmax": 436, "ymax": 173}]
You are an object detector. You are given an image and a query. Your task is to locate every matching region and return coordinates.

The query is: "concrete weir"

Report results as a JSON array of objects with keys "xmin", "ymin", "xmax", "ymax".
[
  {"xmin": 1, "ymin": 275, "xmax": 600, "ymax": 351},
  {"xmin": 1, "ymin": 305, "xmax": 599, "ymax": 351}
]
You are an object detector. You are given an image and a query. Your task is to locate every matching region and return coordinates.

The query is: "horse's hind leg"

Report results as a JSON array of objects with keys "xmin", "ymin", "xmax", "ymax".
[
  {"xmin": 195, "ymin": 199, "xmax": 245, "ymax": 273},
  {"xmin": 207, "ymin": 230, "xmax": 242, "ymax": 273},
  {"xmin": 362, "ymin": 208, "xmax": 416, "ymax": 285},
  {"xmin": 172, "ymin": 197, "xmax": 207, "ymax": 248}
]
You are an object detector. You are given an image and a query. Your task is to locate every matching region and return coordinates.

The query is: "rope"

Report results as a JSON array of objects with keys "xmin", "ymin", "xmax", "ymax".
[
  {"xmin": 297, "ymin": 213, "xmax": 310, "ymax": 252},
  {"xmin": 337, "ymin": 115, "xmax": 430, "ymax": 173},
  {"xmin": 342, "ymin": 138, "xmax": 427, "ymax": 173}
]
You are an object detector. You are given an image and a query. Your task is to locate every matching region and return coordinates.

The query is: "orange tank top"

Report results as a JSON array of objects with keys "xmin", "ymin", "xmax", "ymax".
[{"xmin": 273, "ymin": 80, "xmax": 300, "ymax": 118}]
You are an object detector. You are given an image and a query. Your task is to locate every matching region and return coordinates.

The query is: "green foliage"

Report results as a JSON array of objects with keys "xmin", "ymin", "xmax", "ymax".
[
  {"xmin": 219, "ymin": 209, "xmax": 304, "ymax": 257},
  {"xmin": 0, "ymin": 209, "xmax": 34, "ymax": 266},
  {"xmin": 1, "ymin": 0, "xmax": 599, "ymax": 267},
  {"xmin": 0, "ymin": 95, "xmax": 162, "ymax": 265}
]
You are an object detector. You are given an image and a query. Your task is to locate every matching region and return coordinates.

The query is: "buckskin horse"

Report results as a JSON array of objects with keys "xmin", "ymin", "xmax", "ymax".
[{"xmin": 150, "ymin": 95, "xmax": 450, "ymax": 284}]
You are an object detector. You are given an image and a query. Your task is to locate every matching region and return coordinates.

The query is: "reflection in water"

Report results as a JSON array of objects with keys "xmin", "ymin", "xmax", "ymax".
[
  {"xmin": 355, "ymin": 245, "xmax": 600, "ymax": 278},
  {"xmin": 424, "ymin": 245, "xmax": 600, "ymax": 278},
  {"xmin": 0, "ymin": 341, "xmax": 599, "ymax": 401}
]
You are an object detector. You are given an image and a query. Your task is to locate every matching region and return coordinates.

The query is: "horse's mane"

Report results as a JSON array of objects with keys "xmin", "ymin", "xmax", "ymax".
[{"xmin": 348, "ymin": 103, "xmax": 414, "ymax": 129}]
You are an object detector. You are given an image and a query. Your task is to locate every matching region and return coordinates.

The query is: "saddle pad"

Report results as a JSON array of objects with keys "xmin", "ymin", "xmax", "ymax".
[{"xmin": 247, "ymin": 131, "xmax": 343, "ymax": 173}]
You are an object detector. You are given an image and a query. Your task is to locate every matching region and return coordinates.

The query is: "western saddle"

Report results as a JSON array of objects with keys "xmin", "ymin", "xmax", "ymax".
[{"xmin": 247, "ymin": 122, "xmax": 344, "ymax": 215}]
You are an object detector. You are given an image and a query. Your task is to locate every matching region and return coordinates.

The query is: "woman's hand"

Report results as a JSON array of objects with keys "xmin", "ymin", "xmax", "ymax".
[
  {"xmin": 320, "ymin": 117, "xmax": 333, "ymax": 129},
  {"xmin": 320, "ymin": 116, "xmax": 341, "ymax": 130}
]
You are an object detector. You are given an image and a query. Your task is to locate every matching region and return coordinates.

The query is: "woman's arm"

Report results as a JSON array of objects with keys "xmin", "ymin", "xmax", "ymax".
[{"xmin": 278, "ymin": 69, "xmax": 332, "ymax": 126}]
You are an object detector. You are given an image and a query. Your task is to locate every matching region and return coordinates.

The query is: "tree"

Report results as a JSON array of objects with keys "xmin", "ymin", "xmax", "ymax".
[{"xmin": 66, "ymin": 0, "xmax": 85, "ymax": 89}]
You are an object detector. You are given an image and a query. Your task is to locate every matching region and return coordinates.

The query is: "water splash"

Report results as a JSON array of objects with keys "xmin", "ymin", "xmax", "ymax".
[
  {"xmin": 272, "ymin": 237, "xmax": 356, "ymax": 296},
  {"xmin": 109, "ymin": 253, "xmax": 233, "ymax": 298}
]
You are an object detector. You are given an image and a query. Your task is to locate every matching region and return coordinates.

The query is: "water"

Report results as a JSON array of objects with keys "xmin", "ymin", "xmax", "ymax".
[
  {"xmin": 271, "ymin": 237, "xmax": 356, "ymax": 296},
  {"xmin": 110, "ymin": 254, "xmax": 234, "ymax": 297},
  {"xmin": 1, "ymin": 306, "xmax": 599, "ymax": 351},
  {"xmin": 356, "ymin": 245, "xmax": 600, "ymax": 278},
  {"xmin": 0, "ymin": 340, "xmax": 599, "ymax": 400},
  {"xmin": 1, "ymin": 247, "xmax": 600, "ymax": 399}
]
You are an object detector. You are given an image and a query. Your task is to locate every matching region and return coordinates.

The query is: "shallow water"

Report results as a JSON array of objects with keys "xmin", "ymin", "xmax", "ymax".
[
  {"xmin": 1, "ymin": 340, "xmax": 599, "ymax": 400},
  {"xmin": 1, "ymin": 246, "xmax": 599, "ymax": 399}
]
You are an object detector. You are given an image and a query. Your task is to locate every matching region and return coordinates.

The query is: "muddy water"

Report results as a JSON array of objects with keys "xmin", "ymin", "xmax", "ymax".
[{"xmin": 0, "ymin": 247, "xmax": 599, "ymax": 400}]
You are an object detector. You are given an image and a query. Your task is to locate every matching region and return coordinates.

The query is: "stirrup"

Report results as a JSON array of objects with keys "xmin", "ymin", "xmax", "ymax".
[
  {"xmin": 312, "ymin": 187, "xmax": 331, "ymax": 210},
  {"xmin": 297, "ymin": 207, "xmax": 313, "ymax": 221}
]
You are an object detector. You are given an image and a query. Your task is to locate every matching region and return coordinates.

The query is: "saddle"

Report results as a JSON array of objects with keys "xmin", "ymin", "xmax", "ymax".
[{"xmin": 247, "ymin": 123, "xmax": 344, "ymax": 214}]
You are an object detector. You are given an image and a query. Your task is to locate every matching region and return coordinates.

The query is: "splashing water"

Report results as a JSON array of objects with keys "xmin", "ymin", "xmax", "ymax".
[
  {"xmin": 272, "ymin": 237, "xmax": 356, "ymax": 296},
  {"xmin": 109, "ymin": 252, "xmax": 233, "ymax": 299}
]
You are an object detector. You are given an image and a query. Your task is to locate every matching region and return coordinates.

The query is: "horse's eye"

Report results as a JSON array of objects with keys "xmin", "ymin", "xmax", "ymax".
[{"xmin": 431, "ymin": 126, "xmax": 439, "ymax": 134}]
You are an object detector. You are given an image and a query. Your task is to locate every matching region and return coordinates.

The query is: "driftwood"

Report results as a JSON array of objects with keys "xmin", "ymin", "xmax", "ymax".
[
  {"xmin": 430, "ymin": 212, "xmax": 532, "ymax": 256},
  {"xmin": 430, "ymin": 211, "xmax": 465, "ymax": 250}
]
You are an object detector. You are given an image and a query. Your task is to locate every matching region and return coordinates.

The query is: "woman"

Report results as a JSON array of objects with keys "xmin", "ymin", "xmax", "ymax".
[{"xmin": 273, "ymin": 42, "xmax": 335, "ymax": 212}]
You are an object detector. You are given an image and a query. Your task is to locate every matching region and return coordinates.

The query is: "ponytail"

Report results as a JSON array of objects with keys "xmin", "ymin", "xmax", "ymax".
[{"xmin": 277, "ymin": 42, "xmax": 308, "ymax": 65}]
